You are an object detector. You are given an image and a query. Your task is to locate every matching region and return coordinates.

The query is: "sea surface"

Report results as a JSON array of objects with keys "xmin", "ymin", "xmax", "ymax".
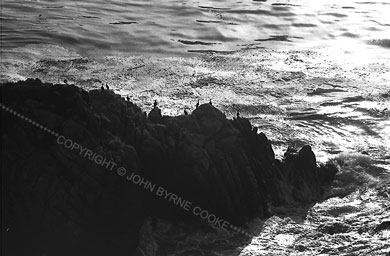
[
  {"xmin": 1, "ymin": 0, "xmax": 390, "ymax": 255},
  {"xmin": 2, "ymin": 0, "xmax": 390, "ymax": 56}
]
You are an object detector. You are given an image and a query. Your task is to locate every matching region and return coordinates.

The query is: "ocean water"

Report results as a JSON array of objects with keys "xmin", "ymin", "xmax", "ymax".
[
  {"xmin": 2, "ymin": 0, "xmax": 390, "ymax": 56},
  {"xmin": 1, "ymin": 0, "xmax": 390, "ymax": 255}
]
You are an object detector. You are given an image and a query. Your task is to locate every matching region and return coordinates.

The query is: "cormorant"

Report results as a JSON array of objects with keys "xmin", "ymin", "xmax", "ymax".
[
  {"xmin": 184, "ymin": 109, "xmax": 188, "ymax": 115},
  {"xmin": 236, "ymin": 111, "xmax": 240, "ymax": 118},
  {"xmin": 101, "ymin": 85, "xmax": 105, "ymax": 91},
  {"xmin": 153, "ymin": 100, "xmax": 157, "ymax": 108},
  {"xmin": 209, "ymin": 99, "xmax": 212, "ymax": 105},
  {"xmin": 105, "ymin": 84, "xmax": 110, "ymax": 90},
  {"xmin": 126, "ymin": 95, "xmax": 130, "ymax": 101},
  {"xmin": 196, "ymin": 99, "xmax": 199, "ymax": 109}
]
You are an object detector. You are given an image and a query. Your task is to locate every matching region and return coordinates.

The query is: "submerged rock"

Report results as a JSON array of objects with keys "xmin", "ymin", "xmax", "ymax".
[
  {"xmin": 1, "ymin": 79, "xmax": 338, "ymax": 255},
  {"xmin": 318, "ymin": 221, "xmax": 352, "ymax": 235},
  {"xmin": 375, "ymin": 221, "xmax": 390, "ymax": 232}
]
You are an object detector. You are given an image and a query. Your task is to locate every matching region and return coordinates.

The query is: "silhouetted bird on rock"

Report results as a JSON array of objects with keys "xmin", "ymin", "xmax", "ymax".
[
  {"xmin": 236, "ymin": 111, "xmax": 240, "ymax": 118},
  {"xmin": 126, "ymin": 95, "xmax": 130, "ymax": 101},
  {"xmin": 105, "ymin": 84, "xmax": 110, "ymax": 90},
  {"xmin": 209, "ymin": 99, "xmax": 212, "ymax": 105},
  {"xmin": 196, "ymin": 99, "xmax": 200, "ymax": 109},
  {"xmin": 101, "ymin": 85, "xmax": 105, "ymax": 91},
  {"xmin": 153, "ymin": 100, "xmax": 158, "ymax": 108},
  {"xmin": 184, "ymin": 109, "xmax": 188, "ymax": 115}
]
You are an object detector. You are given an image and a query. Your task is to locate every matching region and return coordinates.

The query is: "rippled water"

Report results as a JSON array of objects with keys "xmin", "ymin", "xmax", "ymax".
[
  {"xmin": 2, "ymin": 0, "xmax": 390, "ymax": 56},
  {"xmin": 1, "ymin": 0, "xmax": 390, "ymax": 255}
]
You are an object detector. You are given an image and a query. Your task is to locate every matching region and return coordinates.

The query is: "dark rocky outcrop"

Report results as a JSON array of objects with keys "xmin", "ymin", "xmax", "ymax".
[
  {"xmin": 1, "ymin": 79, "xmax": 338, "ymax": 255},
  {"xmin": 1, "ymin": 79, "xmax": 147, "ymax": 256}
]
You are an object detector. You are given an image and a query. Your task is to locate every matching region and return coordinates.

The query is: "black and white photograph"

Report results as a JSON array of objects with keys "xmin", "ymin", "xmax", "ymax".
[{"xmin": 1, "ymin": 0, "xmax": 390, "ymax": 255}]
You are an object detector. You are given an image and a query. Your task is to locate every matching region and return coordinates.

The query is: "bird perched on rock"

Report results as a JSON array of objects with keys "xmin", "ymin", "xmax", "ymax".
[
  {"xmin": 126, "ymin": 95, "xmax": 130, "ymax": 101},
  {"xmin": 105, "ymin": 84, "xmax": 110, "ymax": 90},
  {"xmin": 184, "ymin": 109, "xmax": 188, "ymax": 115},
  {"xmin": 196, "ymin": 99, "xmax": 200, "ymax": 109},
  {"xmin": 209, "ymin": 99, "xmax": 212, "ymax": 105},
  {"xmin": 153, "ymin": 100, "xmax": 158, "ymax": 108},
  {"xmin": 101, "ymin": 85, "xmax": 105, "ymax": 91},
  {"xmin": 236, "ymin": 111, "xmax": 240, "ymax": 118},
  {"xmin": 63, "ymin": 79, "xmax": 68, "ymax": 85}
]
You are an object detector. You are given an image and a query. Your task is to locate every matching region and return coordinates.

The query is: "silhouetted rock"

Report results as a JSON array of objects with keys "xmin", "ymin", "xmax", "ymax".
[
  {"xmin": 192, "ymin": 103, "xmax": 226, "ymax": 136},
  {"xmin": 1, "ymin": 79, "xmax": 147, "ymax": 256},
  {"xmin": 1, "ymin": 79, "xmax": 338, "ymax": 256},
  {"xmin": 318, "ymin": 163, "xmax": 339, "ymax": 185},
  {"xmin": 148, "ymin": 107, "xmax": 162, "ymax": 124}
]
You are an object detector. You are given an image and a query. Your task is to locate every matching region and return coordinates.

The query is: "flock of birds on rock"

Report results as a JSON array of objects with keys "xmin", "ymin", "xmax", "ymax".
[
  {"xmin": 101, "ymin": 84, "xmax": 110, "ymax": 91},
  {"xmin": 62, "ymin": 80, "xmax": 242, "ymax": 118},
  {"xmin": 100, "ymin": 83, "xmax": 241, "ymax": 118}
]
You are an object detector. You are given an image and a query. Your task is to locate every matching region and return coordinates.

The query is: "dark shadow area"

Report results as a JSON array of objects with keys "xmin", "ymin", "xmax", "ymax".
[{"xmin": 1, "ymin": 79, "xmax": 338, "ymax": 256}]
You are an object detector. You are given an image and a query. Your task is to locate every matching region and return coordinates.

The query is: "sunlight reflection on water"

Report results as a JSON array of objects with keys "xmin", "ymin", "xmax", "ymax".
[
  {"xmin": 2, "ymin": 0, "xmax": 390, "ymax": 56},
  {"xmin": 2, "ymin": 1, "xmax": 390, "ymax": 255}
]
